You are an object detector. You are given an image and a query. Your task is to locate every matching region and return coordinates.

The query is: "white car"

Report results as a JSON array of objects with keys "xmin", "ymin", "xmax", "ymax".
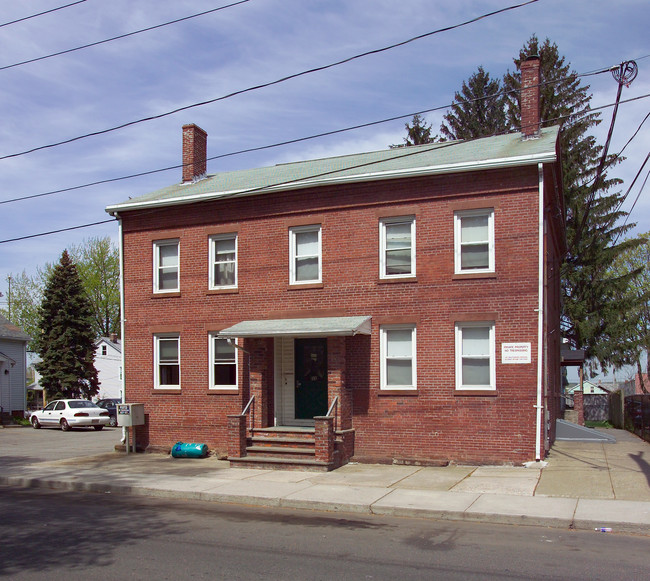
[{"xmin": 30, "ymin": 399, "xmax": 111, "ymax": 431}]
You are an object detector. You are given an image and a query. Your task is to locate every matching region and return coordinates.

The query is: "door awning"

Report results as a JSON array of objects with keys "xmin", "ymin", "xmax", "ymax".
[{"xmin": 217, "ymin": 316, "xmax": 372, "ymax": 338}]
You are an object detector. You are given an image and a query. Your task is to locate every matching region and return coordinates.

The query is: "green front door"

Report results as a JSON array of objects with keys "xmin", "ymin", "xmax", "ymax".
[{"xmin": 294, "ymin": 338, "xmax": 328, "ymax": 419}]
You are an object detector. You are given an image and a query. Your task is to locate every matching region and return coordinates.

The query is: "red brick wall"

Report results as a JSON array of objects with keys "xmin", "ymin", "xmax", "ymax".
[{"xmin": 120, "ymin": 164, "xmax": 560, "ymax": 463}]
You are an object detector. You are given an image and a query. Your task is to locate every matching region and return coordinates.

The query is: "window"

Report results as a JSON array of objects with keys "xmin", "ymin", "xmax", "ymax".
[
  {"xmin": 454, "ymin": 209, "xmax": 494, "ymax": 274},
  {"xmin": 101, "ymin": 345, "xmax": 107, "ymax": 356},
  {"xmin": 153, "ymin": 240, "xmax": 179, "ymax": 292},
  {"xmin": 210, "ymin": 234, "xmax": 237, "ymax": 289},
  {"xmin": 380, "ymin": 325, "xmax": 416, "ymax": 390},
  {"xmin": 209, "ymin": 335, "xmax": 238, "ymax": 389},
  {"xmin": 380, "ymin": 217, "xmax": 415, "ymax": 279},
  {"xmin": 289, "ymin": 225, "xmax": 321, "ymax": 284},
  {"xmin": 455, "ymin": 322, "xmax": 495, "ymax": 390},
  {"xmin": 154, "ymin": 334, "xmax": 180, "ymax": 388}
]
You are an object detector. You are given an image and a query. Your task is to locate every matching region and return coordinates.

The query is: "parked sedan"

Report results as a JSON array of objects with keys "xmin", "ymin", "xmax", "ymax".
[
  {"xmin": 30, "ymin": 399, "xmax": 110, "ymax": 431},
  {"xmin": 95, "ymin": 398, "xmax": 122, "ymax": 427}
]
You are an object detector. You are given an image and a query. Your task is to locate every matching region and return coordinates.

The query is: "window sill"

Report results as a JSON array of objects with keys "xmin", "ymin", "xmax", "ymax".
[
  {"xmin": 151, "ymin": 291, "xmax": 181, "ymax": 298},
  {"xmin": 288, "ymin": 283, "xmax": 323, "ymax": 290},
  {"xmin": 207, "ymin": 288, "xmax": 238, "ymax": 295},
  {"xmin": 377, "ymin": 276, "xmax": 418, "ymax": 285},
  {"xmin": 152, "ymin": 388, "xmax": 181, "ymax": 394},
  {"xmin": 454, "ymin": 389, "xmax": 497, "ymax": 397},
  {"xmin": 207, "ymin": 389, "xmax": 239, "ymax": 395},
  {"xmin": 378, "ymin": 389, "xmax": 418, "ymax": 396},
  {"xmin": 452, "ymin": 272, "xmax": 496, "ymax": 281}
]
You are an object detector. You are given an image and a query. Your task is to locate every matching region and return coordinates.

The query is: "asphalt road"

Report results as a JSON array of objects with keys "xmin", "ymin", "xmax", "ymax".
[
  {"xmin": 0, "ymin": 425, "xmax": 122, "ymax": 466},
  {"xmin": 1, "ymin": 486, "xmax": 649, "ymax": 581}
]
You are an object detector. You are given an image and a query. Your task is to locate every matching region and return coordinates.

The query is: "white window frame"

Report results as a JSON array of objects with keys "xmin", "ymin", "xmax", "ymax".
[
  {"xmin": 455, "ymin": 321, "xmax": 495, "ymax": 391},
  {"xmin": 289, "ymin": 225, "xmax": 322, "ymax": 285},
  {"xmin": 380, "ymin": 324, "xmax": 417, "ymax": 390},
  {"xmin": 379, "ymin": 216, "xmax": 416, "ymax": 279},
  {"xmin": 209, "ymin": 334, "xmax": 239, "ymax": 390},
  {"xmin": 153, "ymin": 239, "xmax": 180, "ymax": 293},
  {"xmin": 454, "ymin": 209, "xmax": 494, "ymax": 274},
  {"xmin": 154, "ymin": 334, "xmax": 180, "ymax": 389},
  {"xmin": 209, "ymin": 233, "xmax": 238, "ymax": 289}
]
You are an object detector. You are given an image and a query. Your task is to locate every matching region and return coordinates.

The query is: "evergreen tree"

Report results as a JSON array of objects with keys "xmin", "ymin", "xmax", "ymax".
[
  {"xmin": 439, "ymin": 66, "xmax": 508, "ymax": 140},
  {"xmin": 35, "ymin": 250, "xmax": 99, "ymax": 400},
  {"xmin": 503, "ymin": 35, "xmax": 641, "ymax": 371},
  {"xmin": 390, "ymin": 114, "xmax": 435, "ymax": 148},
  {"xmin": 607, "ymin": 232, "xmax": 650, "ymax": 391}
]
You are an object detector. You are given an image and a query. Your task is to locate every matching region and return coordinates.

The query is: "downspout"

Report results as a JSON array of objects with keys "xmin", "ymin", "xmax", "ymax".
[
  {"xmin": 535, "ymin": 163, "xmax": 545, "ymax": 461},
  {"xmin": 116, "ymin": 213, "xmax": 127, "ymax": 445}
]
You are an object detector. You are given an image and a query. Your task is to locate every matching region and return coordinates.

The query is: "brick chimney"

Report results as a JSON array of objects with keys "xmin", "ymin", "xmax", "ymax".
[
  {"xmin": 520, "ymin": 55, "xmax": 540, "ymax": 138},
  {"xmin": 182, "ymin": 124, "xmax": 207, "ymax": 183}
]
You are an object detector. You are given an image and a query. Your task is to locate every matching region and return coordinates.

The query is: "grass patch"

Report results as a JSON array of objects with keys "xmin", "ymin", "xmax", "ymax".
[
  {"xmin": 585, "ymin": 420, "xmax": 613, "ymax": 429},
  {"xmin": 11, "ymin": 416, "xmax": 31, "ymax": 426}
]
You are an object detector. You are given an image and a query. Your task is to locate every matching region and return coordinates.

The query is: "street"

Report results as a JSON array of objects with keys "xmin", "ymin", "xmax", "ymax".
[{"xmin": 1, "ymin": 486, "xmax": 649, "ymax": 581}]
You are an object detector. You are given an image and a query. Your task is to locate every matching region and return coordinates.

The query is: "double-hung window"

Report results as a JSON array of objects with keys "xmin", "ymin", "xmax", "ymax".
[
  {"xmin": 380, "ymin": 217, "xmax": 415, "ymax": 279},
  {"xmin": 454, "ymin": 209, "xmax": 494, "ymax": 274},
  {"xmin": 455, "ymin": 322, "xmax": 495, "ymax": 390},
  {"xmin": 380, "ymin": 325, "xmax": 416, "ymax": 390},
  {"xmin": 210, "ymin": 234, "xmax": 237, "ymax": 289},
  {"xmin": 209, "ymin": 335, "xmax": 238, "ymax": 389},
  {"xmin": 289, "ymin": 225, "xmax": 321, "ymax": 284},
  {"xmin": 154, "ymin": 334, "xmax": 180, "ymax": 389},
  {"xmin": 153, "ymin": 240, "xmax": 179, "ymax": 292}
]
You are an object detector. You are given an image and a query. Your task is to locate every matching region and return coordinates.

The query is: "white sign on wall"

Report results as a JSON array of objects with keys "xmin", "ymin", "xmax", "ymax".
[{"xmin": 501, "ymin": 342, "xmax": 532, "ymax": 364}]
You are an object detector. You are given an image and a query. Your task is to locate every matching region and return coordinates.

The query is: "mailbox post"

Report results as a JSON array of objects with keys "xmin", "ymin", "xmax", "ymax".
[{"xmin": 116, "ymin": 403, "xmax": 145, "ymax": 454}]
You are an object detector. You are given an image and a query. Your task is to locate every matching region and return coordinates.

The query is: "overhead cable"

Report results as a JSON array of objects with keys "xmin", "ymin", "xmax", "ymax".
[
  {"xmin": 0, "ymin": 1, "xmax": 252, "ymax": 71},
  {"xmin": 2, "ymin": 88, "xmax": 647, "ymax": 208},
  {"xmin": 0, "ymin": 1, "xmax": 87, "ymax": 28},
  {"xmin": 0, "ymin": 0, "xmax": 539, "ymax": 161}
]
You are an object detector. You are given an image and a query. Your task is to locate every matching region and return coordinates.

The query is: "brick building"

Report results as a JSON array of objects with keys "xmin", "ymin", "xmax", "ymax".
[{"xmin": 106, "ymin": 56, "xmax": 565, "ymax": 468}]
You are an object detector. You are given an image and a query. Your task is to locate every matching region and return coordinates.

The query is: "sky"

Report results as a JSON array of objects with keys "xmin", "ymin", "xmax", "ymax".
[{"xmin": 1, "ymin": 1, "xmax": 649, "ymax": 372}]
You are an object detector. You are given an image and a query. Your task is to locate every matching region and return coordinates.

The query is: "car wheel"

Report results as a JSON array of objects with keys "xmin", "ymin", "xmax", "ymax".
[
  {"xmin": 109, "ymin": 416, "xmax": 117, "ymax": 427},
  {"xmin": 31, "ymin": 417, "xmax": 41, "ymax": 429},
  {"xmin": 60, "ymin": 418, "xmax": 71, "ymax": 431},
  {"xmin": 93, "ymin": 425, "xmax": 104, "ymax": 431}
]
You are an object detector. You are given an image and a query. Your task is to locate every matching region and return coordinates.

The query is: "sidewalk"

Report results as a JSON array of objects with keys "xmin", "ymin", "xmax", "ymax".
[{"xmin": 2, "ymin": 428, "xmax": 650, "ymax": 535}]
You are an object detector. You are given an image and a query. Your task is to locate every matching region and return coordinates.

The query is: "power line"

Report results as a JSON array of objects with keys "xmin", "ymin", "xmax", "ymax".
[
  {"xmin": 0, "ymin": 1, "xmax": 87, "ymax": 28},
  {"xmin": 1, "ymin": 86, "xmax": 647, "ymax": 207},
  {"xmin": 0, "ymin": 0, "xmax": 539, "ymax": 162},
  {"xmin": 0, "ymin": 139, "xmax": 470, "ymax": 244},
  {"xmin": 2, "ymin": 92, "xmax": 647, "ymax": 245},
  {"xmin": 573, "ymin": 61, "xmax": 639, "ymax": 248},
  {"xmin": 0, "ymin": 1, "xmax": 252, "ymax": 72},
  {"xmin": 0, "ymin": 220, "xmax": 115, "ymax": 244}
]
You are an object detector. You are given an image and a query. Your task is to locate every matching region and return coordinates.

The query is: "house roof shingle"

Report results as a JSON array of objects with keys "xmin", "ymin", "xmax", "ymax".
[{"xmin": 0, "ymin": 314, "xmax": 31, "ymax": 342}]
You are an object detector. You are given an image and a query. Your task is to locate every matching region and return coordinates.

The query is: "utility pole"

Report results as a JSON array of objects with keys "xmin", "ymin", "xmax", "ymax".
[{"xmin": 7, "ymin": 276, "xmax": 11, "ymax": 320}]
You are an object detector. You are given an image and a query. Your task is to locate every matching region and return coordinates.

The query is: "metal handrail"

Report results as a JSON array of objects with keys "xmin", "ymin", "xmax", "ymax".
[
  {"xmin": 242, "ymin": 395, "xmax": 255, "ymax": 431},
  {"xmin": 326, "ymin": 396, "xmax": 339, "ymax": 432}
]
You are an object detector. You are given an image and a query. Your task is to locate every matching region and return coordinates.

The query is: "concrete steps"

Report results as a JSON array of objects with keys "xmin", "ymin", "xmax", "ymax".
[{"xmin": 228, "ymin": 427, "xmax": 337, "ymax": 471}]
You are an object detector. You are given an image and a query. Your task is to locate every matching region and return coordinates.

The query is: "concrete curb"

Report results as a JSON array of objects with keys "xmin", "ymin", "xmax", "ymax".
[{"xmin": 3, "ymin": 472, "xmax": 649, "ymax": 535}]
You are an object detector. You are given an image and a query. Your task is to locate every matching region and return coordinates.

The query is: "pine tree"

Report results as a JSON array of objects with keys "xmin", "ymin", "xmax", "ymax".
[
  {"xmin": 35, "ymin": 250, "xmax": 99, "ymax": 400},
  {"xmin": 503, "ymin": 35, "xmax": 642, "ymax": 371},
  {"xmin": 439, "ymin": 66, "xmax": 508, "ymax": 140},
  {"xmin": 390, "ymin": 113, "xmax": 435, "ymax": 148}
]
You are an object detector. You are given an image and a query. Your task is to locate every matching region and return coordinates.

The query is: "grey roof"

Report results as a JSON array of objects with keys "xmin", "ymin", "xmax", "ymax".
[
  {"xmin": 96, "ymin": 336, "xmax": 122, "ymax": 353},
  {"xmin": 217, "ymin": 316, "xmax": 372, "ymax": 338},
  {"xmin": 106, "ymin": 127, "xmax": 560, "ymax": 214},
  {"xmin": 0, "ymin": 314, "xmax": 31, "ymax": 342}
]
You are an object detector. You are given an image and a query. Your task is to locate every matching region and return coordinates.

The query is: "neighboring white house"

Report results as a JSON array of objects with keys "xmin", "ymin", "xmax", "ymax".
[
  {"xmin": 95, "ymin": 334, "xmax": 122, "ymax": 400},
  {"xmin": 566, "ymin": 380, "xmax": 613, "ymax": 396},
  {"xmin": 0, "ymin": 314, "xmax": 31, "ymax": 419}
]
